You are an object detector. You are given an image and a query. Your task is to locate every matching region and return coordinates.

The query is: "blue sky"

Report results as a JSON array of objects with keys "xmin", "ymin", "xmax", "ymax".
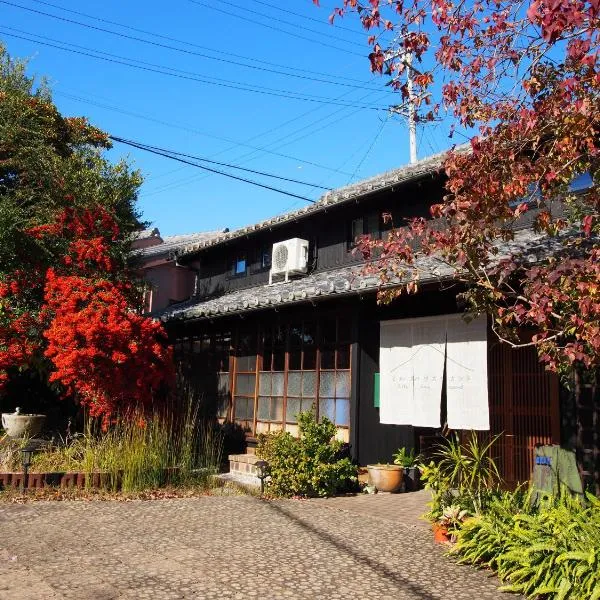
[{"xmin": 1, "ymin": 0, "xmax": 456, "ymax": 235}]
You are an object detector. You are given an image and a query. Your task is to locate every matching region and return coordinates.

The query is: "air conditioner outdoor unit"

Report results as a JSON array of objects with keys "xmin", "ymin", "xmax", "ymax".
[{"xmin": 269, "ymin": 238, "xmax": 309, "ymax": 284}]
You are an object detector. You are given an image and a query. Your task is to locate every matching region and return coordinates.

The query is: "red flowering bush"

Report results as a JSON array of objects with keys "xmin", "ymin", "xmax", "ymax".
[
  {"xmin": 43, "ymin": 270, "xmax": 172, "ymax": 424},
  {"xmin": 1, "ymin": 207, "xmax": 174, "ymax": 422}
]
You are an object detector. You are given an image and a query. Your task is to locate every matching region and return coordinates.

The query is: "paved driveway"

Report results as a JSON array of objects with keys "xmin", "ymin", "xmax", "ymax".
[{"xmin": 0, "ymin": 491, "xmax": 510, "ymax": 600}]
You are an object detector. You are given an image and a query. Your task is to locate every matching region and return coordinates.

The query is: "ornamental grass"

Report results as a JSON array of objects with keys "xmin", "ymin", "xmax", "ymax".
[{"xmin": 27, "ymin": 400, "xmax": 223, "ymax": 492}]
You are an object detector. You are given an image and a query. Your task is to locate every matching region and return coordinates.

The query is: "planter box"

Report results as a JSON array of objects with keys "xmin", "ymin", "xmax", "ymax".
[{"xmin": 0, "ymin": 467, "xmax": 182, "ymax": 491}]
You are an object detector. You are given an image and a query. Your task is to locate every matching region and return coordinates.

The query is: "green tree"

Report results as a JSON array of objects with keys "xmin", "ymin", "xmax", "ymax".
[{"xmin": 0, "ymin": 45, "xmax": 172, "ymax": 424}]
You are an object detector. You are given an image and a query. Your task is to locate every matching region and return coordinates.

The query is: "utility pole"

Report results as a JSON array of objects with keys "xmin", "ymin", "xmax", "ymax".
[
  {"xmin": 385, "ymin": 43, "xmax": 418, "ymax": 164},
  {"xmin": 405, "ymin": 51, "xmax": 418, "ymax": 164}
]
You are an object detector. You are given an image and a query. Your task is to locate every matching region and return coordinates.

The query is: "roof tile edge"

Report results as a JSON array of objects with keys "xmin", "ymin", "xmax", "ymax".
[{"xmin": 176, "ymin": 146, "xmax": 467, "ymax": 259}]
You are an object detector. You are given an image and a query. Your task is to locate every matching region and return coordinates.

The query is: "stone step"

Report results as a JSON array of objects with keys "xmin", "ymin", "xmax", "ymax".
[
  {"xmin": 228, "ymin": 453, "xmax": 263, "ymax": 476},
  {"xmin": 215, "ymin": 471, "xmax": 261, "ymax": 491}
]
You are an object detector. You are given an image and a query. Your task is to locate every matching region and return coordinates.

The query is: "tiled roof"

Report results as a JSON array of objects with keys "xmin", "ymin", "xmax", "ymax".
[
  {"xmin": 160, "ymin": 228, "xmax": 563, "ymax": 323},
  {"xmin": 134, "ymin": 231, "xmax": 225, "ymax": 260},
  {"xmin": 176, "ymin": 148, "xmax": 467, "ymax": 259},
  {"xmin": 134, "ymin": 227, "xmax": 161, "ymax": 241}
]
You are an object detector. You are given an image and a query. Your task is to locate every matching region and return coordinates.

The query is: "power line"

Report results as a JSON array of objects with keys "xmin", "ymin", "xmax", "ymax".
[
  {"xmin": 247, "ymin": 0, "xmax": 365, "ymax": 37},
  {"xmin": 187, "ymin": 0, "xmax": 365, "ymax": 57},
  {"xmin": 205, "ymin": 0, "xmax": 362, "ymax": 46},
  {"xmin": 0, "ymin": 0, "xmax": 381, "ymax": 91},
  {"xmin": 142, "ymin": 89, "xmax": 395, "ymax": 197},
  {"xmin": 54, "ymin": 90, "xmax": 358, "ymax": 176},
  {"xmin": 348, "ymin": 115, "xmax": 390, "ymax": 183},
  {"xmin": 110, "ymin": 135, "xmax": 331, "ymax": 190},
  {"xmin": 0, "ymin": 27, "xmax": 389, "ymax": 110},
  {"xmin": 26, "ymin": 0, "xmax": 377, "ymax": 85},
  {"xmin": 137, "ymin": 76, "xmax": 389, "ymax": 195},
  {"xmin": 110, "ymin": 136, "xmax": 318, "ymax": 203}
]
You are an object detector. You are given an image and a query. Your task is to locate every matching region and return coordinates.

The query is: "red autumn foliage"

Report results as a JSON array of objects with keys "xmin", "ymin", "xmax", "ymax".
[
  {"xmin": 0, "ymin": 207, "xmax": 174, "ymax": 421},
  {"xmin": 43, "ymin": 269, "xmax": 173, "ymax": 424},
  {"xmin": 328, "ymin": 0, "xmax": 599, "ymax": 375}
]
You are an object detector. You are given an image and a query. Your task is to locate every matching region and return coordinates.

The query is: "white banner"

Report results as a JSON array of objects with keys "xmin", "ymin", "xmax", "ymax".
[
  {"xmin": 379, "ymin": 314, "xmax": 490, "ymax": 430},
  {"xmin": 379, "ymin": 321, "xmax": 414, "ymax": 425},
  {"xmin": 446, "ymin": 315, "xmax": 490, "ymax": 430},
  {"xmin": 379, "ymin": 315, "xmax": 447, "ymax": 427},
  {"xmin": 411, "ymin": 318, "xmax": 446, "ymax": 428}
]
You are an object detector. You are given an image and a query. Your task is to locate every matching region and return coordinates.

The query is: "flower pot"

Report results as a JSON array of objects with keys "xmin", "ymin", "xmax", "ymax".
[
  {"xmin": 1, "ymin": 410, "xmax": 46, "ymax": 439},
  {"xmin": 366, "ymin": 464, "xmax": 404, "ymax": 493},
  {"xmin": 432, "ymin": 523, "xmax": 450, "ymax": 543},
  {"xmin": 404, "ymin": 466, "xmax": 422, "ymax": 492}
]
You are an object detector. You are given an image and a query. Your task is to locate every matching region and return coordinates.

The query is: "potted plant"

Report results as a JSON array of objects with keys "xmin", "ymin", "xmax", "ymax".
[
  {"xmin": 366, "ymin": 463, "xmax": 404, "ymax": 493},
  {"xmin": 392, "ymin": 447, "xmax": 422, "ymax": 491},
  {"xmin": 436, "ymin": 504, "xmax": 469, "ymax": 543}
]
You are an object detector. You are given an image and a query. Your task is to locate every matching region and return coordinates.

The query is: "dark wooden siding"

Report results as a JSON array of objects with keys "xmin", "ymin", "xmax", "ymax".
[
  {"xmin": 192, "ymin": 175, "xmax": 445, "ymax": 299},
  {"xmin": 356, "ymin": 312, "xmax": 416, "ymax": 465}
]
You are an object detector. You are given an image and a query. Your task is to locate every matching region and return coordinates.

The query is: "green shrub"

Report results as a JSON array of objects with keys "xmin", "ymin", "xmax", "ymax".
[
  {"xmin": 453, "ymin": 489, "xmax": 600, "ymax": 600},
  {"xmin": 256, "ymin": 410, "xmax": 357, "ymax": 498}
]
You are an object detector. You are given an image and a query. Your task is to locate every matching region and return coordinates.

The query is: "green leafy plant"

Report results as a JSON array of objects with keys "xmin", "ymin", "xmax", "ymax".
[
  {"xmin": 452, "ymin": 488, "xmax": 600, "ymax": 600},
  {"xmin": 392, "ymin": 446, "xmax": 420, "ymax": 468},
  {"xmin": 434, "ymin": 432, "xmax": 502, "ymax": 515},
  {"xmin": 256, "ymin": 410, "xmax": 357, "ymax": 498},
  {"xmin": 439, "ymin": 504, "xmax": 470, "ymax": 535},
  {"xmin": 26, "ymin": 400, "xmax": 223, "ymax": 492},
  {"xmin": 419, "ymin": 460, "xmax": 454, "ymax": 521}
]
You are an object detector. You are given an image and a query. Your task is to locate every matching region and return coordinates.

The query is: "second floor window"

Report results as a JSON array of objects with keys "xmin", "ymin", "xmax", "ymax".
[
  {"xmin": 233, "ymin": 255, "xmax": 247, "ymax": 276},
  {"xmin": 348, "ymin": 213, "xmax": 382, "ymax": 249},
  {"xmin": 261, "ymin": 248, "xmax": 272, "ymax": 269}
]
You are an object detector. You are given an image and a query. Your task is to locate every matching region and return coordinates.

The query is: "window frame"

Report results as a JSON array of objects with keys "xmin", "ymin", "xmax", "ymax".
[
  {"xmin": 231, "ymin": 254, "xmax": 248, "ymax": 277},
  {"xmin": 347, "ymin": 212, "xmax": 383, "ymax": 251}
]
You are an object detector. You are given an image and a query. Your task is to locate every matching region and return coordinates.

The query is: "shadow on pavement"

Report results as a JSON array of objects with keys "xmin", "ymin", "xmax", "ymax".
[{"xmin": 258, "ymin": 496, "xmax": 439, "ymax": 600}]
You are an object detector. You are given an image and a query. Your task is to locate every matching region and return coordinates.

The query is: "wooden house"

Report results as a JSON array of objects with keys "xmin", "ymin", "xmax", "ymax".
[{"xmin": 161, "ymin": 151, "xmax": 598, "ymax": 489}]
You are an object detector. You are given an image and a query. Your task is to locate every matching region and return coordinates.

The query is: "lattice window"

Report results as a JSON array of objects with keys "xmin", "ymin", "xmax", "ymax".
[{"xmin": 232, "ymin": 329, "xmax": 257, "ymax": 432}]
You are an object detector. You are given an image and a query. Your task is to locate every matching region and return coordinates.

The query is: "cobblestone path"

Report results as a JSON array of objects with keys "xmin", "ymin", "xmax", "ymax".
[{"xmin": 0, "ymin": 492, "xmax": 512, "ymax": 599}]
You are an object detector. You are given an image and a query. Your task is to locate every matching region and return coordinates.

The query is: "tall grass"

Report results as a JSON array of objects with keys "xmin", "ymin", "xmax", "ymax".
[{"xmin": 31, "ymin": 401, "xmax": 224, "ymax": 492}]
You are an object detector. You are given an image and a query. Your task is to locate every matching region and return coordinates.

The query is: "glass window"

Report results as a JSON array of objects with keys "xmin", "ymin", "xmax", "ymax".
[
  {"xmin": 271, "ymin": 397, "xmax": 284, "ymax": 421},
  {"xmin": 349, "ymin": 217, "xmax": 364, "ymax": 248},
  {"xmin": 235, "ymin": 373, "xmax": 256, "ymax": 396},
  {"xmin": 272, "ymin": 372, "xmax": 285, "ymax": 396},
  {"xmin": 289, "ymin": 349, "xmax": 301, "ymax": 370},
  {"xmin": 319, "ymin": 371, "xmax": 336, "ymax": 397},
  {"xmin": 262, "ymin": 252, "xmax": 271, "ymax": 269},
  {"xmin": 286, "ymin": 398, "xmax": 301, "ymax": 423},
  {"xmin": 303, "ymin": 347, "xmax": 316, "ymax": 370},
  {"xmin": 335, "ymin": 398, "xmax": 350, "ymax": 427},
  {"xmin": 273, "ymin": 351, "xmax": 285, "ymax": 372},
  {"xmin": 319, "ymin": 398, "xmax": 336, "ymax": 421},
  {"xmin": 320, "ymin": 349, "xmax": 335, "ymax": 369},
  {"xmin": 258, "ymin": 372, "xmax": 272, "ymax": 395},
  {"xmin": 258, "ymin": 396, "xmax": 270, "ymax": 421},
  {"xmin": 287, "ymin": 372, "xmax": 302, "ymax": 397},
  {"xmin": 302, "ymin": 372, "xmax": 317, "ymax": 397},
  {"xmin": 366, "ymin": 213, "xmax": 381, "ymax": 239},
  {"xmin": 335, "ymin": 371, "xmax": 351, "ymax": 398},
  {"xmin": 233, "ymin": 256, "xmax": 246, "ymax": 275},
  {"xmin": 336, "ymin": 344, "xmax": 350, "ymax": 369}
]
